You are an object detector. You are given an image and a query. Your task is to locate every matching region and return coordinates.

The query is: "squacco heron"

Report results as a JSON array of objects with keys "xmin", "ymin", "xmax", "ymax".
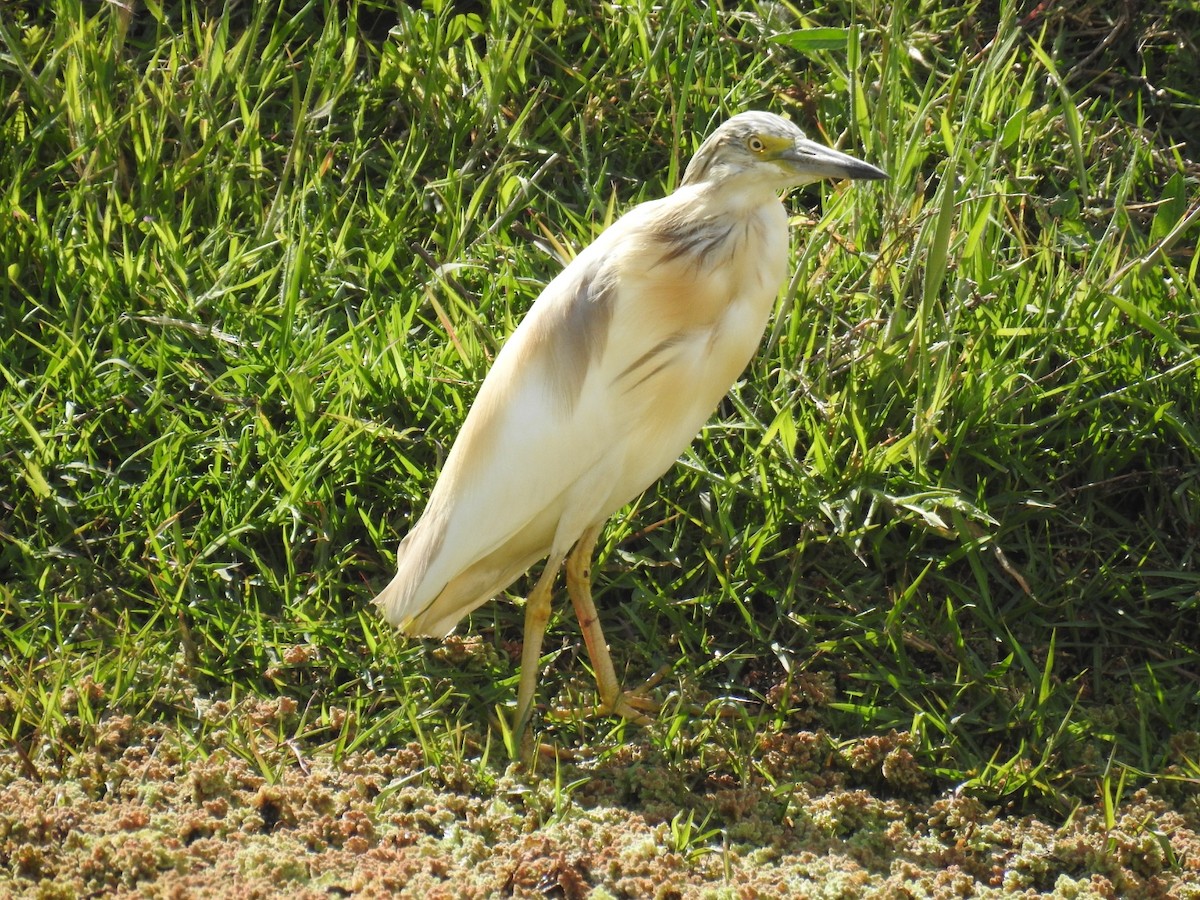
[{"xmin": 375, "ymin": 111, "xmax": 885, "ymax": 745}]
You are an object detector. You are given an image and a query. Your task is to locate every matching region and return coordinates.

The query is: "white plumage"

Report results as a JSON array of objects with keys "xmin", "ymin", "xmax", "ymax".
[{"xmin": 373, "ymin": 111, "xmax": 885, "ymax": 745}]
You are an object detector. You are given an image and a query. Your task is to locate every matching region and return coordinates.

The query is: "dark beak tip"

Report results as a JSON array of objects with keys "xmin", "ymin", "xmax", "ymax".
[{"xmin": 854, "ymin": 164, "xmax": 889, "ymax": 182}]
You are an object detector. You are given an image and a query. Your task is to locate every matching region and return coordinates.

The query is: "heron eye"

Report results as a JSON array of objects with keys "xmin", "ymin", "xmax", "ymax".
[{"xmin": 748, "ymin": 136, "xmax": 766, "ymax": 153}]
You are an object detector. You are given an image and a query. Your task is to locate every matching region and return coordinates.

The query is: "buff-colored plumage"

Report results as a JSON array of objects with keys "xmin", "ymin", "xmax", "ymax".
[{"xmin": 374, "ymin": 111, "xmax": 885, "ymax": 747}]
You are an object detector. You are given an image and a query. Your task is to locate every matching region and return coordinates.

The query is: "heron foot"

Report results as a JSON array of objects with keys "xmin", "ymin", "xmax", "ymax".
[{"xmin": 550, "ymin": 664, "xmax": 671, "ymax": 726}]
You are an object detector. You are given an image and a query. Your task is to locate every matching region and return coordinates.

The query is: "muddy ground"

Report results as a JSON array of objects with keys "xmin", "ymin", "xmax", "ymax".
[{"xmin": 2, "ymin": 699, "xmax": 1199, "ymax": 898}]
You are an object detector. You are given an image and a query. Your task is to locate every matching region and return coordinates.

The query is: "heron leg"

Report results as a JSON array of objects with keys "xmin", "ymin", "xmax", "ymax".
[
  {"xmin": 514, "ymin": 551, "xmax": 564, "ymax": 756},
  {"xmin": 565, "ymin": 524, "xmax": 656, "ymax": 725}
]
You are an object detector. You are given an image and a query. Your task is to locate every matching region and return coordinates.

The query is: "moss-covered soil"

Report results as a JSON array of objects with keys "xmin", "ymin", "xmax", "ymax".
[{"xmin": 4, "ymin": 701, "xmax": 1199, "ymax": 898}]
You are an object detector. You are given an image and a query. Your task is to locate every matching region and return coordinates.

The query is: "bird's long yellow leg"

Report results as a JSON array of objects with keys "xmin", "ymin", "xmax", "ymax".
[
  {"xmin": 513, "ymin": 551, "xmax": 565, "ymax": 758},
  {"xmin": 565, "ymin": 524, "xmax": 656, "ymax": 725}
]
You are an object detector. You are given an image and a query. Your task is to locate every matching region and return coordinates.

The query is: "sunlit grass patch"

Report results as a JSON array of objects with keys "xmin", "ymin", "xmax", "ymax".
[{"xmin": 1, "ymin": 0, "xmax": 1198, "ymax": 817}]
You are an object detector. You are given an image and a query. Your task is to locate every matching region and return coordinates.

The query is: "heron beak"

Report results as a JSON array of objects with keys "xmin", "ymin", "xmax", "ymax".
[{"xmin": 780, "ymin": 137, "xmax": 888, "ymax": 183}]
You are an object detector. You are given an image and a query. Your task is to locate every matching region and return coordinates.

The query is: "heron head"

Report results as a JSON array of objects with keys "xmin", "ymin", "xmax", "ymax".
[{"xmin": 682, "ymin": 111, "xmax": 887, "ymax": 190}]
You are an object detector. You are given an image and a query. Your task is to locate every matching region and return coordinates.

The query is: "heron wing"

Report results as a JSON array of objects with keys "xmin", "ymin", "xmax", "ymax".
[{"xmin": 373, "ymin": 223, "xmax": 631, "ymax": 634}]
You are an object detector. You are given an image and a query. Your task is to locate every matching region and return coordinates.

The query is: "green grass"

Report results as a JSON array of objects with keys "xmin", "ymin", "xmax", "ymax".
[{"xmin": 2, "ymin": 0, "xmax": 1198, "ymax": 813}]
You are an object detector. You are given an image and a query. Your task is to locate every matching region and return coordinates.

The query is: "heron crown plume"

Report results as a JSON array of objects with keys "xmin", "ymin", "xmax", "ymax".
[{"xmin": 681, "ymin": 111, "xmax": 805, "ymax": 186}]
